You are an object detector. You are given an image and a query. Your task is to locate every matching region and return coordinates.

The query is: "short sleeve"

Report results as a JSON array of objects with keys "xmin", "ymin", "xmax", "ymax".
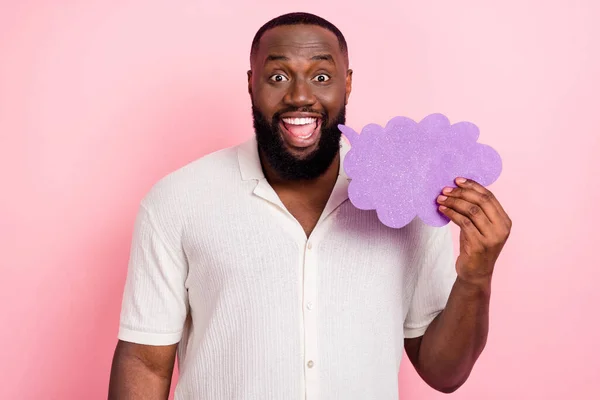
[
  {"xmin": 117, "ymin": 204, "xmax": 189, "ymax": 345},
  {"xmin": 403, "ymin": 224, "xmax": 457, "ymax": 339}
]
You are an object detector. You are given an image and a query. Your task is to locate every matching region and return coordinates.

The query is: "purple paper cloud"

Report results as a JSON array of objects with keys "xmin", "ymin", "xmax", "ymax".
[{"xmin": 339, "ymin": 113, "xmax": 502, "ymax": 229}]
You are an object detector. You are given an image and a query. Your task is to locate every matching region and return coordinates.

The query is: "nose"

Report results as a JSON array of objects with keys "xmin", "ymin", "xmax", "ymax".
[{"xmin": 283, "ymin": 79, "xmax": 316, "ymax": 108}]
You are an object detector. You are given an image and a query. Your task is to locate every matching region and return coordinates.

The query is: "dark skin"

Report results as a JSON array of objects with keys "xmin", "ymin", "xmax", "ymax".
[
  {"xmin": 248, "ymin": 25, "xmax": 353, "ymax": 236},
  {"xmin": 108, "ymin": 340, "xmax": 176, "ymax": 399},
  {"xmin": 108, "ymin": 24, "xmax": 512, "ymax": 398}
]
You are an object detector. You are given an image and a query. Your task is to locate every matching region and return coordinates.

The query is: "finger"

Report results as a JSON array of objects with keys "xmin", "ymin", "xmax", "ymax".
[
  {"xmin": 455, "ymin": 177, "xmax": 488, "ymax": 194},
  {"xmin": 454, "ymin": 178, "xmax": 509, "ymax": 223},
  {"xmin": 441, "ymin": 185, "xmax": 501, "ymax": 225},
  {"xmin": 438, "ymin": 204, "xmax": 483, "ymax": 238},
  {"xmin": 437, "ymin": 194, "xmax": 492, "ymax": 236}
]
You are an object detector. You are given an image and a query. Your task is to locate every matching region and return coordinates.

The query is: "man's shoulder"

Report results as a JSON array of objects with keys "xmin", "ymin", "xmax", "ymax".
[
  {"xmin": 162, "ymin": 142, "xmax": 242, "ymax": 182},
  {"xmin": 139, "ymin": 140, "xmax": 249, "ymax": 213}
]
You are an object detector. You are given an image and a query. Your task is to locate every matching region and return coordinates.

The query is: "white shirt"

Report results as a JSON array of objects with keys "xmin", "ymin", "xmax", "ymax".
[{"xmin": 118, "ymin": 137, "xmax": 457, "ymax": 400}]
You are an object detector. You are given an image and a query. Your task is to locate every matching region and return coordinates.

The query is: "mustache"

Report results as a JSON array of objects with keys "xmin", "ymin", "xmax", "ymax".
[{"xmin": 273, "ymin": 108, "xmax": 326, "ymax": 121}]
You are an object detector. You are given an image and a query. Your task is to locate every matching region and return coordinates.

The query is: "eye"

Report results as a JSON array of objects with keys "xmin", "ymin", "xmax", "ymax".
[
  {"xmin": 314, "ymin": 74, "xmax": 330, "ymax": 83},
  {"xmin": 270, "ymin": 74, "xmax": 288, "ymax": 82}
]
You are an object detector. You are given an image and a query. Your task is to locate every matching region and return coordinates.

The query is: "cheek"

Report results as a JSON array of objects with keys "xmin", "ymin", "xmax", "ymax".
[
  {"xmin": 317, "ymin": 86, "xmax": 346, "ymax": 114},
  {"xmin": 254, "ymin": 86, "xmax": 285, "ymax": 112}
]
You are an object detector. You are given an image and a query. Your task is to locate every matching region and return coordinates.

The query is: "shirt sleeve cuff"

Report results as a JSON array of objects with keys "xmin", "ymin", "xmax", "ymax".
[
  {"xmin": 403, "ymin": 325, "xmax": 429, "ymax": 339},
  {"xmin": 118, "ymin": 326, "xmax": 183, "ymax": 346},
  {"xmin": 404, "ymin": 310, "xmax": 443, "ymax": 339}
]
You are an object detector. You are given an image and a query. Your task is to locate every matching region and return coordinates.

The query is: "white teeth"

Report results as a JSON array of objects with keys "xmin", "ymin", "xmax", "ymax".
[{"xmin": 282, "ymin": 117, "xmax": 317, "ymax": 125}]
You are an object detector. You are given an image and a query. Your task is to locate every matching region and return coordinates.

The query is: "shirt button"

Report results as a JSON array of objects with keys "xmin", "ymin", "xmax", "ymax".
[
  {"xmin": 306, "ymin": 302, "xmax": 314, "ymax": 310},
  {"xmin": 307, "ymin": 360, "xmax": 314, "ymax": 368},
  {"xmin": 307, "ymin": 242, "xmax": 313, "ymax": 250}
]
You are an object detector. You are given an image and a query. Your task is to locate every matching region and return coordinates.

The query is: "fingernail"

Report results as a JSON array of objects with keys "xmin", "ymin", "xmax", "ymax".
[
  {"xmin": 437, "ymin": 195, "xmax": 448, "ymax": 202},
  {"xmin": 456, "ymin": 178, "xmax": 467, "ymax": 184},
  {"xmin": 439, "ymin": 205, "xmax": 447, "ymax": 210},
  {"xmin": 442, "ymin": 187, "xmax": 453, "ymax": 194}
]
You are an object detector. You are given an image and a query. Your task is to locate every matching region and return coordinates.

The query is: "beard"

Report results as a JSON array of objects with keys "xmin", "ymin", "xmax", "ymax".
[{"xmin": 252, "ymin": 103, "xmax": 345, "ymax": 181}]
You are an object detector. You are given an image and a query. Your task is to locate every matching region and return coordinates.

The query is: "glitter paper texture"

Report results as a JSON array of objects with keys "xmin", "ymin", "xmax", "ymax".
[{"xmin": 338, "ymin": 113, "xmax": 503, "ymax": 229}]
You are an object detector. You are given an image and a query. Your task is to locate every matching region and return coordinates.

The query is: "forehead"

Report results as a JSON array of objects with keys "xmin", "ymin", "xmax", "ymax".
[{"xmin": 255, "ymin": 25, "xmax": 342, "ymax": 63}]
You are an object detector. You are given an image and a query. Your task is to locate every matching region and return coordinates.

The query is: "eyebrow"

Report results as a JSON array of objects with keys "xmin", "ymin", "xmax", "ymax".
[
  {"xmin": 311, "ymin": 54, "xmax": 334, "ymax": 64},
  {"xmin": 265, "ymin": 54, "xmax": 289, "ymax": 64},
  {"xmin": 264, "ymin": 53, "xmax": 335, "ymax": 65}
]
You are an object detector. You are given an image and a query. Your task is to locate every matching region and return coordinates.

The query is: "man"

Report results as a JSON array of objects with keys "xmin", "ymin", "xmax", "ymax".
[{"xmin": 108, "ymin": 12, "xmax": 511, "ymax": 400}]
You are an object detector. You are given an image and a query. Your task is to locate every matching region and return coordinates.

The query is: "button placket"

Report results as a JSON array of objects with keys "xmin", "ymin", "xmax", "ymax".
[{"xmin": 303, "ymin": 238, "xmax": 319, "ymax": 399}]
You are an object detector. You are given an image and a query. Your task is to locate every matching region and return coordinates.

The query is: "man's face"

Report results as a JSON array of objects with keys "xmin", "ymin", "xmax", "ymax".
[{"xmin": 248, "ymin": 24, "xmax": 352, "ymax": 180}]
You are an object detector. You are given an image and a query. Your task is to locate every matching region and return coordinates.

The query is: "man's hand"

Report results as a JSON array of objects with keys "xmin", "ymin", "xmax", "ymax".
[{"xmin": 437, "ymin": 177, "xmax": 512, "ymax": 287}]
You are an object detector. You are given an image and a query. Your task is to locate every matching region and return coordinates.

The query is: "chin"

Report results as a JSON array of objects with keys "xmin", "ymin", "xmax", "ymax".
[{"xmin": 281, "ymin": 139, "xmax": 320, "ymax": 160}]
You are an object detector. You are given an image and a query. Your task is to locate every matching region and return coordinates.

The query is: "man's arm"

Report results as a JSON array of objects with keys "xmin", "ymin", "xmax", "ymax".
[
  {"xmin": 404, "ymin": 277, "xmax": 490, "ymax": 393},
  {"xmin": 405, "ymin": 177, "xmax": 511, "ymax": 393},
  {"xmin": 110, "ymin": 200, "xmax": 189, "ymax": 398},
  {"xmin": 108, "ymin": 340, "xmax": 178, "ymax": 400}
]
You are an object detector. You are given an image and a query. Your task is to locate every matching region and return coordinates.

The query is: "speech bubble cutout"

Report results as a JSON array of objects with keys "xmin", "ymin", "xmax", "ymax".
[{"xmin": 339, "ymin": 113, "xmax": 502, "ymax": 229}]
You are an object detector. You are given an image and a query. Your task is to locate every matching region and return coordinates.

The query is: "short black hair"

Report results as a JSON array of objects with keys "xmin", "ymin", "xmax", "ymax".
[{"xmin": 250, "ymin": 12, "xmax": 349, "ymax": 66}]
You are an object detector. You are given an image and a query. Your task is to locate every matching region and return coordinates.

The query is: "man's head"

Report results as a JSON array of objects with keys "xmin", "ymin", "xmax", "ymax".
[{"xmin": 248, "ymin": 12, "xmax": 352, "ymax": 181}]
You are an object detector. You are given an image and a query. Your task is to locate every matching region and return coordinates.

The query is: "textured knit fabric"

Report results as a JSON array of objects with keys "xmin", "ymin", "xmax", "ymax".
[{"xmin": 118, "ymin": 137, "xmax": 457, "ymax": 400}]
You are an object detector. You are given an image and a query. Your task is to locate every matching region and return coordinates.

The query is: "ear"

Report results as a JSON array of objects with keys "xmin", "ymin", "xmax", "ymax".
[
  {"xmin": 345, "ymin": 69, "xmax": 353, "ymax": 105},
  {"xmin": 247, "ymin": 70, "xmax": 253, "ymax": 96}
]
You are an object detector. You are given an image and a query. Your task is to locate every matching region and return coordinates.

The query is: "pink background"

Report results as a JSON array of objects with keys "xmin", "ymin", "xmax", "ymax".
[{"xmin": 1, "ymin": 1, "xmax": 599, "ymax": 399}]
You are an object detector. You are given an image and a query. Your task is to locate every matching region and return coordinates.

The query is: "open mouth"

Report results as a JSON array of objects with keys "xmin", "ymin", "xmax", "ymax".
[{"xmin": 279, "ymin": 117, "xmax": 322, "ymax": 148}]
